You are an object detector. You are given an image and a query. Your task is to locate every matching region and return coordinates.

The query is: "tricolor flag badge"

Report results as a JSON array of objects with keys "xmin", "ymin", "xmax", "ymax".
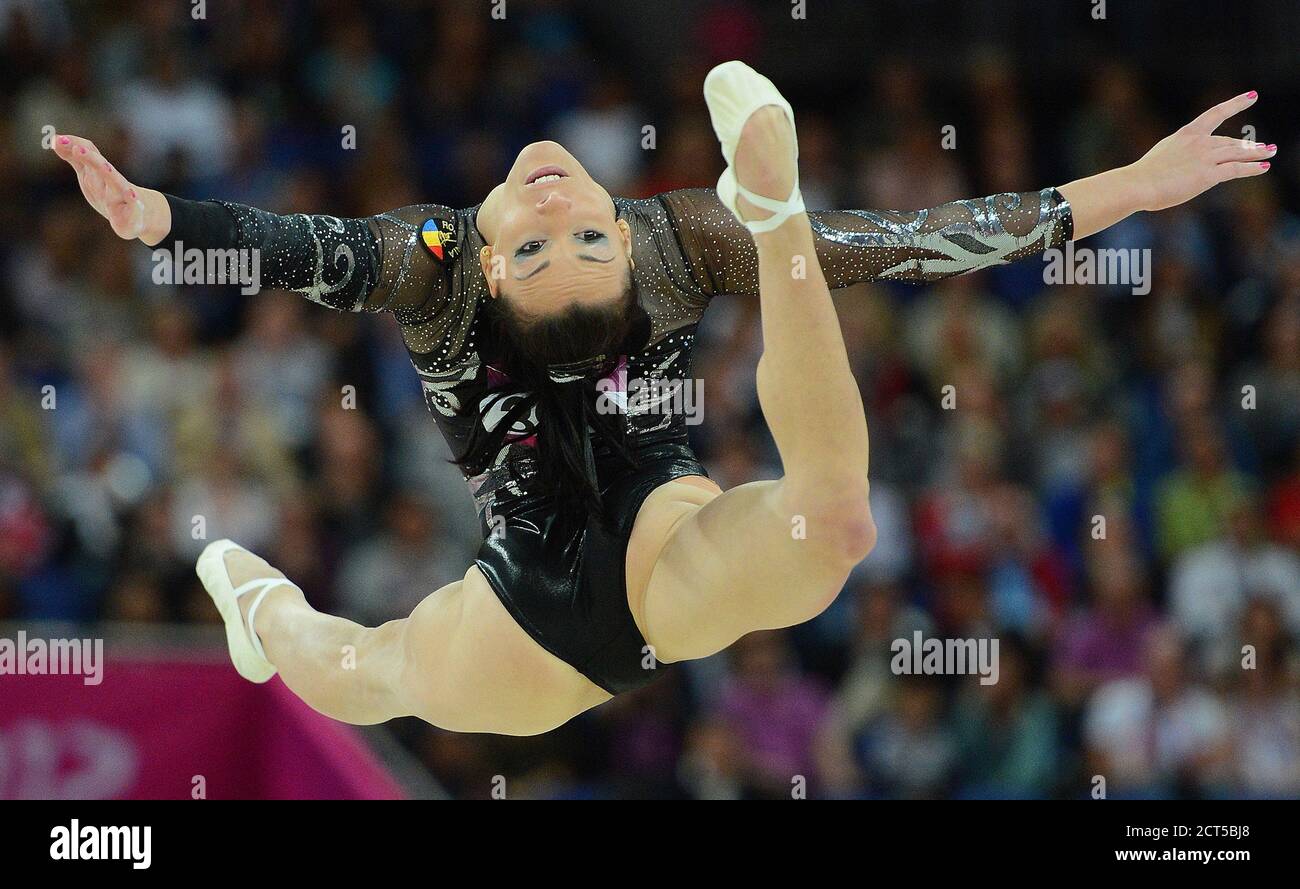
[{"xmin": 421, "ymin": 218, "xmax": 457, "ymax": 261}]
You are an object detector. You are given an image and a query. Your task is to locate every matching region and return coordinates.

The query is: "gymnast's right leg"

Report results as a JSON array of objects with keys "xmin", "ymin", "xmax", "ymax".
[{"xmin": 196, "ymin": 541, "xmax": 609, "ymax": 735}]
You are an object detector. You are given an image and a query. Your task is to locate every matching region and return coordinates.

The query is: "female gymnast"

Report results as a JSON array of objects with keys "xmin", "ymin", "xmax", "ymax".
[{"xmin": 57, "ymin": 62, "xmax": 1272, "ymax": 735}]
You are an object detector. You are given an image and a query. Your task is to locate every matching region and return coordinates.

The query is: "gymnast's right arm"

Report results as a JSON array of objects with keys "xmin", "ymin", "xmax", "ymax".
[{"xmin": 52, "ymin": 131, "xmax": 448, "ymax": 317}]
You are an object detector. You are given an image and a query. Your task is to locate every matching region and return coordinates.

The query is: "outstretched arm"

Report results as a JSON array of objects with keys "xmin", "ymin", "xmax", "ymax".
[
  {"xmin": 666, "ymin": 91, "xmax": 1273, "ymax": 297},
  {"xmin": 668, "ymin": 185, "xmax": 1073, "ymax": 296},
  {"xmin": 52, "ymin": 132, "xmax": 451, "ymax": 319}
]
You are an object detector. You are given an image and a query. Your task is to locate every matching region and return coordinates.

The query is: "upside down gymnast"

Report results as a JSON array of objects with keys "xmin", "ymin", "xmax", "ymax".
[{"xmin": 57, "ymin": 62, "xmax": 1273, "ymax": 735}]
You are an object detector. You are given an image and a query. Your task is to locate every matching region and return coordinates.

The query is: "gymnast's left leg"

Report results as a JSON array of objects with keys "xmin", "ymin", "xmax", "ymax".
[
  {"xmin": 197, "ymin": 541, "xmax": 419, "ymax": 724},
  {"xmin": 196, "ymin": 540, "xmax": 610, "ymax": 734},
  {"xmin": 626, "ymin": 63, "xmax": 876, "ymax": 664}
]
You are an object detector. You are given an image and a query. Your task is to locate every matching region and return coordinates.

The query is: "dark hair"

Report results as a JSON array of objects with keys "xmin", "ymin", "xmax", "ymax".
[{"xmin": 454, "ymin": 274, "xmax": 650, "ymax": 520}]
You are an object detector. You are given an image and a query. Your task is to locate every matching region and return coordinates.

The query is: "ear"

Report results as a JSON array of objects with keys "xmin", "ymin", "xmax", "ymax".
[
  {"xmin": 617, "ymin": 218, "xmax": 634, "ymax": 268},
  {"xmin": 479, "ymin": 245, "xmax": 501, "ymax": 298}
]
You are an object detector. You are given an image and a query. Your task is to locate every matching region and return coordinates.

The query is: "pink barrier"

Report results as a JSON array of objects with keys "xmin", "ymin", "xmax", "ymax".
[{"xmin": 0, "ymin": 652, "xmax": 406, "ymax": 799}]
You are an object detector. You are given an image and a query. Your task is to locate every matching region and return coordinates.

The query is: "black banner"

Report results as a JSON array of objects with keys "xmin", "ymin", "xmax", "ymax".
[{"xmin": 2, "ymin": 800, "xmax": 1289, "ymax": 874}]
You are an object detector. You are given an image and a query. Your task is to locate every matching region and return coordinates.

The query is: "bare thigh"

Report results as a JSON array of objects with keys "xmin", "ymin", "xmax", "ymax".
[
  {"xmin": 403, "ymin": 566, "xmax": 611, "ymax": 735},
  {"xmin": 626, "ymin": 477, "xmax": 857, "ymax": 664}
]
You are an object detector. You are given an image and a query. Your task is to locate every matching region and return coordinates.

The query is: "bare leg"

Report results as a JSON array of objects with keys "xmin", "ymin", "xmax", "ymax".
[
  {"xmin": 220, "ymin": 548, "xmax": 422, "ymax": 724},
  {"xmin": 632, "ymin": 99, "xmax": 875, "ymax": 662},
  {"xmin": 213, "ymin": 548, "xmax": 610, "ymax": 734}
]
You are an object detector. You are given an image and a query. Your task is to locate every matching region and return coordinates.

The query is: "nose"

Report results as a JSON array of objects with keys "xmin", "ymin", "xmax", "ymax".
[{"xmin": 535, "ymin": 191, "xmax": 572, "ymax": 213}]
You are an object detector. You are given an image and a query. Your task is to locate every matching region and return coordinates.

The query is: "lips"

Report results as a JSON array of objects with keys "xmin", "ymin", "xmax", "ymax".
[{"xmin": 525, "ymin": 165, "xmax": 570, "ymax": 185}]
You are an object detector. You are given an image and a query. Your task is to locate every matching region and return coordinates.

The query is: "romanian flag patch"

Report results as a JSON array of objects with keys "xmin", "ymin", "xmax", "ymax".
[{"xmin": 421, "ymin": 218, "xmax": 458, "ymax": 261}]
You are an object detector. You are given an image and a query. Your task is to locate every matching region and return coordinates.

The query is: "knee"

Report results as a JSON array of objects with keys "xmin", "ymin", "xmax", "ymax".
[{"xmin": 840, "ymin": 509, "xmax": 878, "ymax": 563}]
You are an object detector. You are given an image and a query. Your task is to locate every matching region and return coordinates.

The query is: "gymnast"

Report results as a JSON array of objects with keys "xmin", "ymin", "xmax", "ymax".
[{"xmin": 56, "ymin": 62, "xmax": 1272, "ymax": 735}]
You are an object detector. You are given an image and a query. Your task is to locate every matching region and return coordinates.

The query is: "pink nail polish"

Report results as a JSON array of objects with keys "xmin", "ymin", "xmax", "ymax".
[
  {"xmin": 1260, "ymin": 162, "xmax": 1270, "ymax": 171},
  {"xmin": 1246, "ymin": 90, "xmax": 1258, "ymax": 99},
  {"xmin": 1266, "ymin": 144, "xmax": 1277, "ymax": 151},
  {"xmin": 59, "ymin": 136, "xmax": 69, "ymax": 145}
]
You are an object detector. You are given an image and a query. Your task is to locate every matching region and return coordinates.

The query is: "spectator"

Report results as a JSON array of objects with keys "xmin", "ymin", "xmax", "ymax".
[
  {"xmin": 816, "ymin": 581, "xmax": 933, "ymax": 796},
  {"xmin": 1053, "ymin": 540, "xmax": 1158, "ymax": 707},
  {"xmin": 1155, "ymin": 414, "xmax": 1253, "ymax": 561},
  {"xmin": 952, "ymin": 635, "xmax": 1060, "ymax": 798},
  {"xmin": 114, "ymin": 44, "xmax": 235, "ymax": 179},
  {"xmin": 857, "ymin": 676, "xmax": 959, "ymax": 799},
  {"xmin": 1229, "ymin": 610, "xmax": 1300, "ymax": 797},
  {"xmin": 335, "ymin": 492, "xmax": 465, "ymax": 625},
  {"xmin": 707, "ymin": 632, "xmax": 829, "ymax": 799},
  {"xmin": 1083, "ymin": 627, "xmax": 1232, "ymax": 797},
  {"xmin": 1171, "ymin": 496, "xmax": 1300, "ymax": 650}
]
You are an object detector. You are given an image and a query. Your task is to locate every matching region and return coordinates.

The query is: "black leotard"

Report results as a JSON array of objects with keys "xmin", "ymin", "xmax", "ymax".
[
  {"xmin": 164, "ymin": 187, "xmax": 1073, "ymax": 693},
  {"xmin": 166, "ymin": 187, "xmax": 1073, "ymax": 518}
]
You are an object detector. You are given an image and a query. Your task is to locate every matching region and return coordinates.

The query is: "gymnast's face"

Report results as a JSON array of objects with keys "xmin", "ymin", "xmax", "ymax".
[{"xmin": 478, "ymin": 141, "xmax": 633, "ymax": 317}]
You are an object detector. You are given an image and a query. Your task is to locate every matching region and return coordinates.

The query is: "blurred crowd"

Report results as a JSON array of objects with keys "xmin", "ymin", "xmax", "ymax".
[{"xmin": 1, "ymin": 0, "xmax": 1298, "ymax": 799}]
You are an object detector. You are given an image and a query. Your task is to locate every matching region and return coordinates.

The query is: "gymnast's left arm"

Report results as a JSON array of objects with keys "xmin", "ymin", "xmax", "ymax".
[
  {"xmin": 819, "ymin": 90, "xmax": 1273, "ymax": 282},
  {"xmin": 670, "ymin": 185, "xmax": 1078, "ymax": 293},
  {"xmin": 666, "ymin": 91, "xmax": 1273, "ymax": 295}
]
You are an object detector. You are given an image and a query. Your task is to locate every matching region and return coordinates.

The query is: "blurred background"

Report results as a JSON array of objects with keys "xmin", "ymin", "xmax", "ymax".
[{"xmin": 1, "ymin": 0, "xmax": 1298, "ymax": 799}]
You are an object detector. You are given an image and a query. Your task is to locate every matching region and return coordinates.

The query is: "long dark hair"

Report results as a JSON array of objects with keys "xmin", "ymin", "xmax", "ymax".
[{"xmin": 454, "ymin": 275, "xmax": 650, "ymax": 519}]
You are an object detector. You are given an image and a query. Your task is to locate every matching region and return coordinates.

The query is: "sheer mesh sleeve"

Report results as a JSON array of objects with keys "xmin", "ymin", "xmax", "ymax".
[
  {"xmin": 661, "ymin": 187, "xmax": 1074, "ymax": 297},
  {"xmin": 164, "ymin": 196, "xmax": 454, "ymax": 322}
]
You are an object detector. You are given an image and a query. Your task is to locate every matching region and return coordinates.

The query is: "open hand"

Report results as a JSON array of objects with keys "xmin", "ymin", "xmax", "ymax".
[
  {"xmin": 52, "ymin": 133, "xmax": 151, "ymax": 240},
  {"xmin": 1131, "ymin": 91, "xmax": 1275, "ymax": 212}
]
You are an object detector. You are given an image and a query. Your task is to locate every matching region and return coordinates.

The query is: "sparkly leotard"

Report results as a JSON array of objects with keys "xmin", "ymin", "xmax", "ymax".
[{"xmin": 164, "ymin": 186, "xmax": 1073, "ymax": 692}]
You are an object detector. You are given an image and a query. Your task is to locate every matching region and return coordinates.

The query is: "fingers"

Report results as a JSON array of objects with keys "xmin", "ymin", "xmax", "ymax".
[
  {"xmin": 53, "ymin": 132, "xmax": 137, "ymax": 208},
  {"xmin": 1217, "ymin": 160, "xmax": 1272, "ymax": 183},
  {"xmin": 52, "ymin": 133, "xmax": 100, "ymax": 171},
  {"xmin": 72, "ymin": 156, "xmax": 109, "ymax": 213},
  {"xmin": 1210, "ymin": 136, "xmax": 1277, "ymax": 164},
  {"xmin": 1186, "ymin": 90, "xmax": 1258, "ymax": 135},
  {"xmin": 55, "ymin": 133, "xmax": 116, "ymax": 182},
  {"xmin": 98, "ymin": 157, "xmax": 134, "ymax": 203},
  {"xmin": 55, "ymin": 134, "xmax": 107, "ymax": 203},
  {"xmin": 52, "ymin": 131, "xmax": 145, "ymax": 240}
]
